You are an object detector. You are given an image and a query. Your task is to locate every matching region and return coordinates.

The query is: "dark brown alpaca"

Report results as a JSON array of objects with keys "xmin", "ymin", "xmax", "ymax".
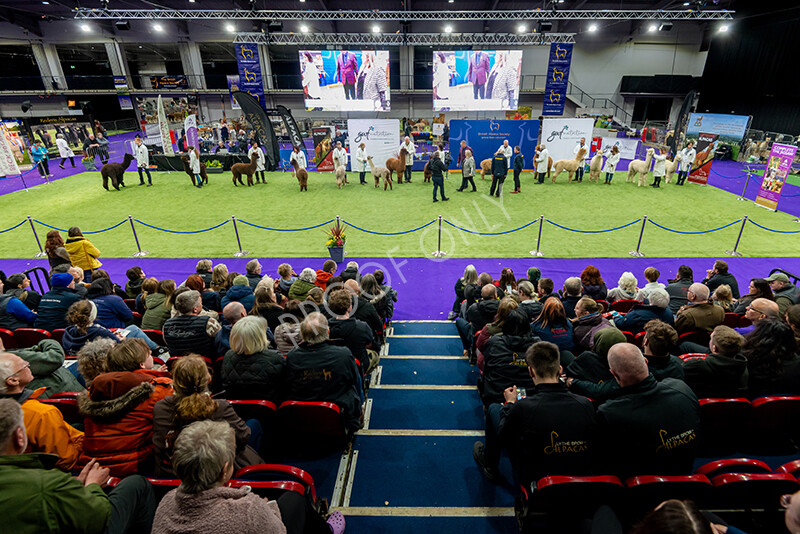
[
  {"xmin": 423, "ymin": 158, "xmax": 433, "ymax": 183},
  {"xmin": 180, "ymin": 155, "xmax": 209, "ymax": 185},
  {"xmin": 290, "ymin": 159, "xmax": 308, "ymax": 191},
  {"xmin": 100, "ymin": 153, "xmax": 135, "ymax": 191},
  {"xmin": 385, "ymin": 147, "xmax": 408, "ymax": 185},
  {"xmin": 231, "ymin": 153, "xmax": 258, "ymax": 186}
]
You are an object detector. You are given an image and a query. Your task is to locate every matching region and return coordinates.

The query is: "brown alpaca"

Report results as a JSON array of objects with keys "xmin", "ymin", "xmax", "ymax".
[
  {"xmin": 291, "ymin": 159, "xmax": 308, "ymax": 191},
  {"xmin": 367, "ymin": 156, "xmax": 392, "ymax": 190},
  {"xmin": 552, "ymin": 147, "xmax": 589, "ymax": 183},
  {"xmin": 479, "ymin": 158, "xmax": 492, "ymax": 179},
  {"xmin": 423, "ymin": 158, "xmax": 432, "ymax": 183},
  {"xmin": 231, "ymin": 153, "xmax": 258, "ymax": 186},
  {"xmin": 180, "ymin": 155, "xmax": 209, "ymax": 185},
  {"xmin": 385, "ymin": 147, "xmax": 408, "ymax": 185}
]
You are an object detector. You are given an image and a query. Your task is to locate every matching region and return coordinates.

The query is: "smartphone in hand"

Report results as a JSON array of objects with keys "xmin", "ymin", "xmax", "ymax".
[{"xmin": 516, "ymin": 387, "xmax": 527, "ymax": 400}]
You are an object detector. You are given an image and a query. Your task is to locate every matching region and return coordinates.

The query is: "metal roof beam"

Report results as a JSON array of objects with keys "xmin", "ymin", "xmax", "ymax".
[{"xmin": 233, "ymin": 31, "xmax": 576, "ymax": 45}]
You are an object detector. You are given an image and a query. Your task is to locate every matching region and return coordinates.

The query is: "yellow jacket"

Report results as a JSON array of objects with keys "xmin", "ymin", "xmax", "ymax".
[
  {"xmin": 65, "ymin": 236, "xmax": 102, "ymax": 270},
  {"xmin": 21, "ymin": 387, "xmax": 84, "ymax": 471}
]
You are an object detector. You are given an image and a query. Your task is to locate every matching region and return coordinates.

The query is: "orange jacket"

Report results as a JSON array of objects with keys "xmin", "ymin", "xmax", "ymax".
[
  {"xmin": 315, "ymin": 270, "xmax": 333, "ymax": 290},
  {"xmin": 77, "ymin": 369, "xmax": 172, "ymax": 476},
  {"xmin": 19, "ymin": 387, "xmax": 84, "ymax": 471}
]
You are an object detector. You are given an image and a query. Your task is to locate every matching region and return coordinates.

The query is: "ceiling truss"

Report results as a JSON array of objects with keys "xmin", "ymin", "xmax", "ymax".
[{"xmin": 234, "ymin": 32, "xmax": 576, "ymax": 46}]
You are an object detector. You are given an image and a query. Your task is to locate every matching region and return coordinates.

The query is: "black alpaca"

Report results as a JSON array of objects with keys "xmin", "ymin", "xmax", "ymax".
[{"xmin": 100, "ymin": 153, "xmax": 135, "ymax": 191}]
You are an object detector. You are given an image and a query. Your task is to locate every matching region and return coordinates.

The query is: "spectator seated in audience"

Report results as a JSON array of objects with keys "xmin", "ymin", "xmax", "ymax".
[
  {"xmin": 596, "ymin": 343, "xmax": 700, "ymax": 479},
  {"xmin": 329, "ymin": 289, "xmax": 378, "ymax": 375},
  {"xmin": 163, "ymin": 290, "xmax": 221, "ymax": 361},
  {"xmin": 731, "ymin": 297, "xmax": 778, "ymax": 339},
  {"xmin": 215, "ymin": 302, "xmax": 247, "ymax": 359},
  {"xmin": 4, "ymin": 273, "xmax": 41, "ymax": 311},
  {"xmin": 665, "ymin": 265, "xmax": 694, "ymax": 315},
  {"xmin": 63, "ymin": 300, "xmax": 159, "ymax": 356},
  {"xmin": 360, "ymin": 273, "xmax": 390, "ymax": 323},
  {"xmin": 194, "ymin": 259, "xmax": 213, "ymax": 289},
  {"xmin": 300, "ymin": 287, "xmax": 325, "ymax": 317},
  {"xmin": 221, "ymin": 275, "xmax": 255, "ymax": 314},
  {"xmin": 480, "ymin": 310, "xmax": 538, "ymax": 408},
  {"xmin": 210, "ymin": 264, "xmax": 230, "ymax": 296},
  {"xmin": 34, "ymin": 272, "xmax": 82, "ymax": 332},
  {"xmin": 612, "ymin": 287, "xmax": 674, "ymax": 332},
  {"xmin": 674, "ymin": 283, "xmax": 725, "ymax": 334},
  {"xmin": 456, "ymin": 284, "xmax": 499, "ymax": 359},
  {"xmin": 274, "ymin": 300, "xmax": 304, "ymax": 357},
  {"xmin": 341, "ymin": 261, "xmax": 360, "ymax": 283},
  {"xmin": 702, "ymin": 259, "xmax": 740, "ymax": 299},
  {"xmin": 374, "ymin": 270, "xmax": 397, "ymax": 321},
  {"xmin": 283, "ymin": 313, "xmax": 363, "ymax": 434},
  {"xmin": 68, "ymin": 265, "xmax": 89, "ymax": 297},
  {"xmin": 450, "ymin": 264, "xmax": 478, "ymax": 320},
  {"xmin": 606, "ymin": 271, "xmax": 639, "ymax": 303},
  {"xmin": 288, "ymin": 268, "xmax": 317, "ymax": 302},
  {"xmin": 76, "ymin": 338, "xmax": 115, "ymax": 388},
  {"xmin": 0, "ymin": 277, "xmax": 36, "ymax": 330},
  {"xmin": 565, "ymin": 327, "xmax": 626, "ymax": 385},
  {"xmin": 537, "ymin": 277, "xmax": 558, "ymax": 304},
  {"xmin": 496, "ymin": 268, "xmax": 517, "ymax": 296},
  {"xmin": 185, "ymin": 273, "xmax": 221, "ymax": 313},
  {"xmin": 744, "ymin": 319, "xmax": 800, "ymax": 397},
  {"xmin": 571, "ymin": 297, "xmax": 614, "ymax": 355},
  {"xmin": 473, "ymin": 341, "xmax": 597, "ymax": 487},
  {"xmin": 625, "ymin": 499, "xmax": 733, "ymax": 534},
  {"xmin": 634, "ymin": 267, "xmax": 665, "ymax": 303},
  {"xmin": 152, "ymin": 419, "xmax": 344, "ymax": 534},
  {"xmin": 712, "ymin": 284, "xmax": 735, "ymax": 313},
  {"xmin": 154, "ymin": 355, "xmax": 262, "ymax": 477},
  {"xmin": 531, "ymin": 298, "xmax": 575, "ymax": 357},
  {"xmin": 252, "ymin": 279, "xmax": 286, "ymax": 332},
  {"xmin": 788, "ymin": 304, "xmax": 800, "ymax": 347},
  {"xmin": 767, "ymin": 272, "xmax": 800, "ymax": 316},
  {"xmin": 92, "ymin": 269, "xmax": 129, "ymax": 299},
  {"xmin": 0, "ymin": 352, "xmax": 84, "ymax": 470},
  {"xmin": 125, "ymin": 266, "xmax": 146, "ymax": 298},
  {"xmin": 558, "ymin": 277, "xmax": 583, "ymax": 319},
  {"xmin": 522, "ymin": 267, "xmax": 541, "ymax": 292},
  {"xmin": 78, "ymin": 338, "xmax": 173, "ymax": 476},
  {"xmin": 0, "ymin": 399, "xmax": 156, "ymax": 534},
  {"xmin": 276, "ymin": 263, "xmax": 297, "ymax": 298},
  {"xmin": 315, "ymin": 259, "xmax": 338, "ymax": 291},
  {"xmin": 682, "ymin": 325, "xmax": 747, "ymax": 398},
  {"xmin": 243, "ymin": 259, "xmax": 261, "ymax": 290},
  {"xmin": 580, "ymin": 265, "xmax": 608, "ymax": 302},
  {"xmin": 4, "ymin": 336, "xmax": 83, "ymax": 398},
  {"xmin": 142, "ymin": 278, "xmax": 175, "ymax": 331},
  {"xmin": 344, "ymin": 279, "xmax": 384, "ymax": 345},
  {"xmin": 733, "ymin": 278, "xmax": 773, "ymax": 315},
  {"xmin": 88, "ymin": 278, "xmax": 133, "ymax": 329},
  {"xmin": 221, "ymin": 316, "xmax": 284, "ymax": 402},
  {"xmin": 134, "ymin": 276, "xmax": 154, "ymax": 315},
  {"xmin": 516, "ymin": 281, "xmax": 542, "ymax": 321},
  {"xmin": 476, "ymin": 297, "xmax": 519, "ymax": 370}
]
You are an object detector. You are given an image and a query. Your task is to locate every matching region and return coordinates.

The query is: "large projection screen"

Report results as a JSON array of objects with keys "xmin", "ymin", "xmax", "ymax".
[
  {"xmin": 432, "ymin": 50, "xmax": 523, "ymax": 111},
  {"xmin": 299, "ymin": 50, "xmax": 391, "ymax": 112}
]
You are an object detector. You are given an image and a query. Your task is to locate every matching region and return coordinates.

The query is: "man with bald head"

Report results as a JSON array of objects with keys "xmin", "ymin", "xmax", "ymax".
[
  {"xmin": 737, "ymin": 297, "xmax": 779, "ymax": 336},
  {"xmin": 597, "ymin": 343, "xmax": 700, "ymax": 478},
  {"xmin": 215, "ymin": 302, "xmax": 248, "ymax": 359},
  {"xmin": 674, "ymin": 283, "xmax": 725, "ymax": 334}
]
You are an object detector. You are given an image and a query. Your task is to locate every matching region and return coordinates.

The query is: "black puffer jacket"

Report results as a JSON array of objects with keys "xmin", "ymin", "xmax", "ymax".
[
  {"xmin": 682, "ymin": 352, "xmax": 749, "ymax": 398},
  {"xmin": 481, "ymin": 334, "xmax": 538, "ymax": 406},
  {"xmin": 221, "ymin": 349, "xmax": 285, "ymax": 402}
]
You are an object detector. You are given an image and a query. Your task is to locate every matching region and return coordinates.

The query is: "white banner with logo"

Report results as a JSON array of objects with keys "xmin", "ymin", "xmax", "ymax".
[
  {"xmin": 540, "ymin": 118, "xmax": 594, "ymax": 167},
  {"xmin": 157, "ymin": 95, "xmax": 174, "ymax": 156},
  {"xmin": 0, "ymin": 122, "xmax": 21, "ymax": 178},
  {"xmin": 184, "ymin": 113, "xmax": 198, "ymax": 154},
  {"xmin": 600, "ymin": 137, "xmax": 640, "ymax": 160},
  {"xmin": 346, "ymin": 119, "xmax": 401, "ymax": 172}
]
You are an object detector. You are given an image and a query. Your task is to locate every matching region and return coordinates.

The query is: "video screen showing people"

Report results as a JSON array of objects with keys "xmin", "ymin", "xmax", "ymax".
[
  {"xmin": 432, "ymin": 50, "xmax": 523, "ymax": 112},
  {"xmin": 299, "ymin": 50, "xmax": 391, "ymax": 112}
]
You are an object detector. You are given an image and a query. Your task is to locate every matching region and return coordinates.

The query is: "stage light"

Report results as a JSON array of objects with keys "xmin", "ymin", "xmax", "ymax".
[
  {"xmin": 683, "ymin": 2, "xmax": 690, "ymax": 5},
  {"xmin": 538, "ymin": 21, "xmax": 552, "ymax": 33},
  {"xmin": 448, "ymin": 0, "xmax": 454, "ymax": 3},
  {"xmin": 41, "ymin": 1, "xmax": 50, "ymax": 4},
  {"xmin": 225, "ymin": 23, "xmax": 235, "ymax": 32},
  {"xmin": 153, "ymin": 23, "xmax": 163, "ymax": 32},
  {"xmin": 372, "ymin": 25, "xmax": 380, "ymax": 33},
  {"xmin": 300, "ymin": 24, "xmax": 309, "ymax": 33},
  {"xmin": 444, "ymin": 25, "xmax": 453, "ymax": 33},
  {"xmin": 189, "ymin": 0, "xmax": 195, "ymax": 3},
  {"xmin": 300, "ymin": 0, "xmax": 306, "ymax": 3},
  {"xmin": 588, "ymin": 24, "xmax": 597, "ymax": 32},
  {"xmin": 80, "ymin": 23, "xmax": 91, "ymax": 32},
  {"xmin": 517, "ymin": 24, "xmax": 527, "ymax": 33},
  {"xmin": 648, "ymin": 24, "xmax": 657, "ymax": 32},
  {"xmin": 718, "ymin": 24, "xmax": 729, "ymax": 32}
]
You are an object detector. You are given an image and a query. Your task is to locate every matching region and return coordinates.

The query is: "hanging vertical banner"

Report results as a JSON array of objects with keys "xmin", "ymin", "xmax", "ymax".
[
  {"xmin": 235, "ymin": 43, "xmax": 266, "ymax": 108},
  {"xmin": 157, "ymin": 95, "xmax": 174, "ymax": 156},
  {"xmin": 542, "ymin": 43, "xmax": 573, "ymax": 116},
  {"xmin": 687, "ymin": 132, "xmax": 719, "ymax": 185},
  {"xmin": 0, "ymin": 122, "xmax": 21, "ymax": 177},
  {"xmin": 227, "ymin": 75, "xmax": 241, "ymax": 110},
  {"xmin": 232, "ymin": 91, "xmax": 279, "ymax": 170},
  {"xmin": 275, "ymin": 105, "xmax": 303, "ymax": 150},
  {"xmin": 113, "ymin": 76, "xmax": 133, "ymax": 110},
  {"xmin": 184, "ymin": 113, "xmax": 198, "ymax": 154},
  {"xmin": 755, "ymin": 143, "xmax": 798, "ymax": 211}
]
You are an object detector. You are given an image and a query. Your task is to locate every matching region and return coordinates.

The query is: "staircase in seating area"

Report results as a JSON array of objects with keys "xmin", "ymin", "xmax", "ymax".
[{"xmin": 332, "ymin": 320, "xmax": 518, "ymax": 533}]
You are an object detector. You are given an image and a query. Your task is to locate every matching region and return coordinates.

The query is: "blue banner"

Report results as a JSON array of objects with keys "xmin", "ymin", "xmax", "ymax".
[
  {"xmin": 542, "ymin": 43, "xmax": 573, "ymax": 116},
  {"xmin": 113, "ymin": 76, "xmax": 133, "ymax": 110},
  {"xmin": 447, "ymin": 119, "xmax": 540, "ymax": 170},
  {"xmin": 235, "ymin": 43, "xmax": 266, "ymax": 109}
]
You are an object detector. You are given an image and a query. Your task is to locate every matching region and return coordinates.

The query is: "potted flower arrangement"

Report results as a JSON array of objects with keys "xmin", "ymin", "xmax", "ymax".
[
  {"xmin": 325, "ymin": 221, "xmax": 347, "ymax": 263},
  {"xmin": 206, "ymin": 159, "xmax": 224, "ymax": 174},
  {"xmin": 81, "ymin": 156, "xmax": 96, "ymax": 171}
]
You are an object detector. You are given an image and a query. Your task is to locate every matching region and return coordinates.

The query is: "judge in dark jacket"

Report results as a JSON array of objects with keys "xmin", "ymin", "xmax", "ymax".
[
  {"xmin": 511, "ymin": 146, "xmax": 524, "ymax": 194},
  {"xmin": 596, "ymin": 343, "xmax": 700, "ymax": 479},
  {"xmin": 682, "ymin": 325, "xmax": 748, "ymax": 398},
  {"xmin": 612, "ymin": 288, "xmax": 674, "ymax": 333},
  {"xmin": 221, "ymin": 316, "xmax": 284, "ymax": 402},
  {"xmin": 480, "ymin": 310, "xmax": 539, "ymax": 407},
  {"xmin": 489, "ymin": 150, "xmax": 507, "ymax": 198},
  {"xmin": 428, "ymin": 151, "xmax": 449, "ymax": 203}
]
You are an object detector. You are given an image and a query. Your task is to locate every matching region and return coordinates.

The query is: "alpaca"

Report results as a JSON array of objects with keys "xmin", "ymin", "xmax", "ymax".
[
  {"xmin": 231, "ymin": 153, "xmax": 258, "ymax": 186},
  {"xmin": 291, "ymin": 159, "xmax": 308, "ymax": 191},
  {"xmin": 333, "ymin": 156, "xmax": 346, "ymax": 189},
  {"xmin": 627, "ymin": 148, "xmax": 655, "ymax": 186},
  {"xmin": 479, "ymin": 158, "xmax": 492, "ymax": 179},
  {"xmin": 589, "ymin": 152, "xmax": 604, "ymax": 182},
  {"xmin": 423, "ymin": 159, "xmax": 432, "ymax": 183},
  {"xmin": 664, "ymin": 153, "xmax": 681, "ymax": 184},
  {"xmin": 551, "ymin": 147, "xmax": 588, "ymax": 183},
  {"xmin": 180, "ymin": 155, "xmax": 209, "ymax": 185},
  {"xmin": 385, "ymin": 147, "xmax": 408, "ymax": 184},
  {"xmin": 100, "ymin": 153, "xmax": 135, "ymax": 191},
  {"xmin": 367, "ymin": 156, "xmax": 392, "ymax": 190}
]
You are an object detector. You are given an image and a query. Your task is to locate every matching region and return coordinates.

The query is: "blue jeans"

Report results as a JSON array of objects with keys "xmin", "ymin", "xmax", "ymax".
[
  {"xmin": 246, "ymin": 418, "xmax": 263, "ymax": 451},
  {"xmin": 432, "ymin": 176, "xmax": 445, "ymax": 200},
  {"xmin": 455, "ymin": 317, "xmax": 473, "ymax": 351},
  {"xmin": 122, "ymin": 325, "xmax": 158, "ymax": 350}
]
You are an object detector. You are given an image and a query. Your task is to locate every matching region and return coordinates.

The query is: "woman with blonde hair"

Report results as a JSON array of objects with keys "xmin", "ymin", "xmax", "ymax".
[
  {"xmin": 152, "ymin": 355, "xmax": 262, "ymax": 476},
  {"xmin": 712, "ymin": 284, "xmax": 735, "ymax": 312},
  {"xmin": 451, "ymin": 264, "xmax": 478, "ymax": 320},
  {"xmin": 606, "ymin": 272, "xmax": 639, "ymax": 303},
  {"xmin": 221, "ymin": 316, "xmax": 285, "ymax": 401},
  {"xmin": 210, "ymin": 263, "xmax": 229, "ymax": 294}
]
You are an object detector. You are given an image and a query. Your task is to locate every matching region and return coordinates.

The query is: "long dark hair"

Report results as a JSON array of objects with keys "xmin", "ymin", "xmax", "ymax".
[
  {"xmin": 534, "ymin": 298, "xmax": 567, "ymax": 329},
  {"xmin": 743, "ymin": 319, "xmax": 797, "ymax": 376},
  {"xmin": 629, "ymin": 499, "xmax": 712, "ymax": 534},
  {"xmin": 744, "ymin": 278, "xmax": 774, "ymax": 301},
  {"xmin": 44, "ymin": 230, "xmax": 64, "ymax": 257}
]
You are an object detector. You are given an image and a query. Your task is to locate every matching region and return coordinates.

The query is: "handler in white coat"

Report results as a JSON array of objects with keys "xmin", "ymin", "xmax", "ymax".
[
  {"xmin": 602, "ymin": 145, "xmax": 621, "ymax": 184},
  {"xmin": 498, "ymin": 140, "xmax": 513, "ymax": 172},
  {"xmin": 677, "ymin": 141, "xmax": 696, "ymax": 186},
  {"xmin": 247, "ymin": 140, "xmax": 266, "ymax": 184},
  {"xmin": 534, "ymin": 143, "xmax": 549, "ymax": 184},
  {"xmin": 651, "ymin": 148, "xmax": 667, "ymax": 188},
  {"xmin": 289, "ymin": 145, "xmax": 307, "ymax": 177},
  {"xmin": 399, "ymin": 136, "xmax": 416, "ymax": 183},
  {"xmin": 573, "ymin": 137, "xmax": 590, "ymax": 182},
  {"xmin": 355, "ymin": 142, "xmax": 368, "ymax": 184},
  {"xmin": 332, "ymin": 141, "xmax": 349, "ymax": 184},
  {"xmin": 55, "ymin": 133, "xmax": 75, "ymax": 169},
  {"xmin": 189, "ymin": 146, "xmax": 203, "ymax": 188},
  {"xmin": 133, "ymin": 136, "xmax": 152, "ymax": 186}
]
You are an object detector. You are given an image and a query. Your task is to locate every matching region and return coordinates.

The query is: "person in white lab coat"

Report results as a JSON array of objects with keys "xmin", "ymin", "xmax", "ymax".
[
  {"xmin": 55, "ymin": 133, "xmax": 75, "ymax": 169},
  {"xmin": 331, "ymin": 141, "xmax": 349, "ymax": 184},
  {"xmin": 247, "ymin": 140, "xmax": 266, "ymax": 183},
  {"xmin": 133, "ymin": 136, "xmax": 152, "ymax": 186},
  {"xmin": 354, "ymin": 142, "xmax": 368, "ymax": 184},
  {"xmin": 399, "ymin": 136, "xmax": 416, "ymax": 183},
  {"xmin": 498, "ymin": 140, "xmax": 513, "ymax": 173},
  {"xmin": 534, "ymin": 144, "xmax": 549, "ymax": 184},
  {"xmin": 676, "ymin": 141, "xmax": 696, "ymax": 186},
  {"xmin": 603, "ymin": 145, "xmax": 621, "ymax": 184},
  {"xmin": 289, "ymin": 145, "xmax": 307, "ymax": 177},
  {"xmin": 189, "ymin": 146, "xmax": 202, "ymax": 188},
  {"xmin": 651, "ymin": 148, "xmax": 667, "ymax": 188}
]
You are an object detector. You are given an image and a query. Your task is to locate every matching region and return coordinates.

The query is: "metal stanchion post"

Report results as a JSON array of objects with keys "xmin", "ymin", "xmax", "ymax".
[
  {"xmin": 27, "ymin": 216, "xmax": 46, "ymax": 257},
  {"xmin": 629, "ymin": 216, "xmax": 647, "ymax": 257},
  {"xmin": 725, "ymin": 216, "xmax": 747, "ymax": 257},
  {"xmin": 128, "ymin": 216, "xmax": 149, "ymax": 257},
  {"xmin": 232, "ymin": 216, "xmax": 249, "ymax": 257},
  {"xmin": 529, "ymin": 215, "xmax": 544, "ymax": 256},
  {"xmin": 737, "ymin": 168, "xmax": 752, "ymax": 202},
  {"xmin": 431, "ymin": 216, "xmax": 447, "ymax": 258}
]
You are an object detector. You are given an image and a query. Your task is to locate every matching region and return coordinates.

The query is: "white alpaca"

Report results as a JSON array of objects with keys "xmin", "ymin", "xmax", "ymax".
[
  {"xmin": 333, "ymin": 157, "xmax": 346, "ymax": 189},
  {"xmin": 589, "ymin": 152, "xmax": 604, "ymax": 182},
  {"xmin": 367, "ymin": 156, "xmax": 392, "ymax": 190},
  {"xmin": 664, "ymin": 153, "xmax": 681, "ymax": 184},
  {"xmin": 551, "ymin": 147, "xmax": 588, "ymax": 183},
  {"xmin": 627, "ymin": 148, "xmax": 655, "ymax": 186}
]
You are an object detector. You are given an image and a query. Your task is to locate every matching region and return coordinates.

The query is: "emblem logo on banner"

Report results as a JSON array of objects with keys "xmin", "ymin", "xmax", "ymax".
[
  {"xmin": 542, "ymin": 43, "xmax": 573, "ymax": 116},
  {"xmin": 541, "ymin": 118, "xmax": 594, "ymax": 164},
  {"xmin": 114, "ymin": 76, "xmax": 133, "ymax": 110},
  {"xmin": 235, "ymin": 44, "xmax": 266, "ymax": 108},
  {"xmin": 755, "ymin": 143, "xmax": 798, "ymax": 211},
  {"xmin": 347, "ymin": 119, "xmax": 401, "ymax": 172}
]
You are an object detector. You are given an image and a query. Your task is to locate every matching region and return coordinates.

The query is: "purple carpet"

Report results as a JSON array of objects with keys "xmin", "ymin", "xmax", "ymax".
[{"xmin": 3, "ymin": 256, "xmax": 798, "ymax": 320}]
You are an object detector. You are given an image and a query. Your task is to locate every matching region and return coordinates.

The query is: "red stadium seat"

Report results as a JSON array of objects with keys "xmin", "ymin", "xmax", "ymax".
[
  {"xmin": 142, "ymin": 330, "xmax": 165, "ymax": 346},
  {"xmin": 776, "ymin": 460, "xmax": 800, "ymax": 477},
  {"xmin": 747, "ymin": 396, "xmax": 800, "ymax": 453},
  {"xmin": 527, "ymin": 476, "xmax": 624, "ymax": 513},
  {"xmin": 0, "ymin": 328, "xmax": 15, "ymax": 349},
  {"xmin": 621, "ymin": 331, "xmax": 636, "ymax": 344},
  {"xmin": 625, "ymin": 475, "xmax": 713, "ymax": 510},
  {"xmin": 12, "ymin": 328, "xmax": 51, "ymax": 348},
  {"xmin": 227, "ymin": 479, "xmax": 306, "ymax": 498},
  {"xmin": 678, "ymin": 330, "xmax": 710, "ymax": 347},
  {"xmin": 633, "ymin": 331, "xmax": 646, "ymax": 349},
  {"xmin": 146, "ymin": 478, "xmax": 181, "ymax": 500},
  {"xmin": 278, "ymin": 401, "xmax": 344, "ymax": 438},
  {"xmin": 50, "ymin": 328, "xmax": 65, "ymax": 345},
  {"xmin": 723, "ymin": 312, "xmax": 740, "ymax": 328},
  {"xmin": 698, "ymin": 398, "xmax": 752, "ymax": 455},
  {"xmin": 711, "ymin": 473, "xmax": 800, "ymax": 509},
  {"xmin": 738, "ymin": 316, "xmax": 752, "ymax": 328},
  {"xmin": 123, "ymin": 299, "xmax": 137, "ymax": 312},
  {"xmin": 595, "ymin": 300, "xmax": 609, "ymax": 313},
  {"xmin": 50, "ymin": 392, "xmax": 80, "ymax": 400},
  {"xmin": 227, "ymin": 400, "xmax": 277, "ymax": 427},
  {"xmin": 233, "ymin": 463, "xmax": 317, "ymax": 503},
  {"xmin": 679, "ymin": 353, "xmax": 709, "ymax": 362},
  {"xmin": 695, "ymin": 458, "xmax": 772, "ymax": 478},
  {"xmin": 610, "ymin": 299, "xmax": 638, "ymax": 313},
  {"xmin": 38, "ymin": 398, "xmax": 81, "ymax": 424}
]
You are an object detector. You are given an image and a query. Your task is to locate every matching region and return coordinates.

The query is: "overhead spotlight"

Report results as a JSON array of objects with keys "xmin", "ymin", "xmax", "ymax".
[
  {"xmin": 189, "ymin": 0, "xmax": 195, "ymax": 3},
  {"xmin": 225, "ymin": 23, "xmax": 235, "ymax": 32},
  {"xmin": 21, "ymin": 101, "xmax": 32, "ymax": 113},
  {"xmin": 300, "ymin": 24, "xmax": 309, "ymax": 33},
  {"xmin": 41, "ymin": 1, "xmax": 50, "ymax": 4},
  {"xmin": 80, "ymin": 23, "xmax": 91, "ymax": 32},
  {"xmin": 153, "ymin": 23, "xmax": 163, "ymax": 32},
  {"xmin": 588, "ymin": 24, "xmax": 598, "ymax": 32},
  {"xmin": 114, "ymin": 20, "xmax": 130, "ymax": 30},
  {"xmin": 448, "ymin": 0, "xmax": 454, "ymax": 3},
  {"xmin": 300, "ymin": 0, "xmax": 306, "ymax": 3},
  {"xmin": 648, "ymin": 24, "xmax": 657, "ymax": 32},
  {"xmin": 517, "ymin": 24, "xmax": 527, "ymax": 33},
  {"xmin": 444, "ymin": 24, "xmax": 453, "ymax": 34},
  {"xmin": 248, "ymin": 0, "xmax": 256, "ymax": 9},
  {"xmin": 659, "ymin": 22, "xmax": 673, "ymax": 32},
  {"xmin": 683, "ymin": 2, "xmax": 690, "ymax": 5},
  {"xmin": 538, "ymin": 21, "xmax": 552, "ymax": 33},
  {"xmin": 100, "ymin": 0, "xmax": 109, "ymax": 8},
  {"xmin": 372, "ymin": 25, "xmax": 380, "ymax": 33},
  {"xmin": 718, "ymin": 24, "xmax": 729, "ymax": 32}
]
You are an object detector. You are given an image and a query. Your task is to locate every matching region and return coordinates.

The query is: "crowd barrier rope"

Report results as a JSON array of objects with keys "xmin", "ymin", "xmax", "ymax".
[{"xmin": 2, "ymin": 212, "xmax": 799, "ymax": 260}]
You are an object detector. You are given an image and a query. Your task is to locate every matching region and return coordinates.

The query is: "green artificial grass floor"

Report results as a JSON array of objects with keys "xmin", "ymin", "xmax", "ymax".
[
  {"xmin": 787, "ymin": 173, "xmax": 800, "ymax": 188},
  {"xmin": 1, "ymin": 169, "xmax": 799, "ymax": 259}
]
